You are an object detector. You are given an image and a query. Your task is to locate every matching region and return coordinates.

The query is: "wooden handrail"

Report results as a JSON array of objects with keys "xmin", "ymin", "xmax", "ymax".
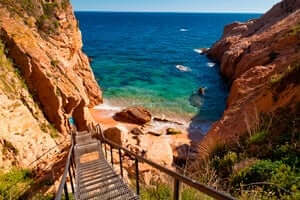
[
  {"xmin": 55, "ymin": 138, "xmax": 75, "ymax": 200},
  {"xmin": 94, "ymin": 124, "xmax": 236, "ymax": 200}
]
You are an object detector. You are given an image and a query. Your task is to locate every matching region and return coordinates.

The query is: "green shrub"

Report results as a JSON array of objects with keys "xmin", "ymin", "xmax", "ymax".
[
  {"xmin": 231, "ymin": 160, "xmax": 299, "ymax": 196},
  {"xmin": 212, "ymin": 151, "xmax": 238, "ymax": 178},
  {"xmin": 181, "ymin": 187, "xmax": 214, "ymax": 200},
  {"xmin": 270, "ymin": 164, "xmax": 300, "ymax": 192},
  {"xmin": 42, "ymin": 2, "xmax": 58, "ymax": 17},
  {"xmin": 140, "ymin": 183, "xmax": 172, "ymax": 200},
  {"xmin": 0, "ymin": 168, "xmax": 33, "ymax": 199},
  {"xmin": 273, "ymin": 143, "xmax": 299, "ymax": 167},
  {"xmin": 231, "ymin": 160, "xmax": 281, "ymax": 185},
  {"xmin": 249, "ymin": 131, "xmax": 268, "ymax": 144},
  {"xmin": 289, "ymin": 23, "xmax": 300, "ymax": 36}
]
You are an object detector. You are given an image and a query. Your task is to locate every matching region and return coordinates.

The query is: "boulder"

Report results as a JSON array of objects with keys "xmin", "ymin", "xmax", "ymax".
[
  {"xmin": 103, "ymin": 127, "xmax": 128, "ymax": 146},
  {"xmin": 114, "ymin": 106, "xmax": 152, "ymax": 125},
  {"xmin": 138, "ymin": 136, "xmax": 173, "ymax": 166},
  {"xmin": 166, "ymin": 128, "xmax": 182, "ymax": 135}
]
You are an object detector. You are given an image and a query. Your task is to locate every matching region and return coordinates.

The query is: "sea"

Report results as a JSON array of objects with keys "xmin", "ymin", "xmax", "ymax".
[{"xmin": 75, "ymin": 12, "xmax": 260, "ymax": 127}]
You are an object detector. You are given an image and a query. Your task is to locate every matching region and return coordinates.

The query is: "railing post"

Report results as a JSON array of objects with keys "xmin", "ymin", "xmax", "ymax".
[
  {"xmin": 68, "ymin": 167, "xmax": 75, "ymax": 194},
  {"xmin": 119, "ymin": 149, "xmax": 124, "ymax": 177},
  {"xmin": 135, "ymin": 158, "xmax": 140, "ymax": 195},
  {"xmin": 110, "ymin": 145, "xmax": 114, "ymax": 167},
  {"xmin": 104, "ymin": 143, "xmax": 108, "ymax": 159},
  {"xmin": 173, "ymin": 178, "xmax": 181, "ymax": 200},
  {"xmin": 64, "ymin": 183, "xmax": 69, "ymax": 200}
]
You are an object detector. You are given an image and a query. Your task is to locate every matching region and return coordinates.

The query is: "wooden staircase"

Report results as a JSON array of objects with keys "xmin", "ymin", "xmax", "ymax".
[{"xmin": 73, "ymin": 131, "xmax": 138, "ymax": 200}]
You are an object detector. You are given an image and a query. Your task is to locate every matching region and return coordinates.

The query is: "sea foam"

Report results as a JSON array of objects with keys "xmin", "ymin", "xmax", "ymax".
[
  {"xmin": 193, "ymin": 48, "xmax": 203, "ymax": 54},
  {"xmin": 94, "ymin": 101, "xmax": 122, "ymax": 111},
  {"xmin": 180, "ymin": 28, "xmax": 189, "ymax": 32},
  {"xmin": 207, "ymin": 62, "xmax": 216, "ymax": 67},
  {"xmin": 176, "ymin": 65, "xmax": 191, "ymax": 72}
]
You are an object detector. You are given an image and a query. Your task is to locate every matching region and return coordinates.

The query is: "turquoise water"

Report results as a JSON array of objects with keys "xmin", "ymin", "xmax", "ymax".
[{"xmin": 76, "ymin": 12, "xmax": 260, "ymax": 122}]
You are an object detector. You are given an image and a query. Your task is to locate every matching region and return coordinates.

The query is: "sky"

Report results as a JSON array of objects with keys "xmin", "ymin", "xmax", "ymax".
[{"xmin": 71, "ymin": 0, "xmax": 281, "ymax": 13}]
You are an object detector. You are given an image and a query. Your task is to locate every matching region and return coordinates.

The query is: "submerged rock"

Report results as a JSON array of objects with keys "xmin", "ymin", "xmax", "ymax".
[
  {"xmin": 198, "ymin": 87, "xmax": 206, "ymax": 95},
  {"xmin": 114, "ymin": 106, "xmax": 152, "ymax": 125},
  {"xmin": 189, "ymin": 93, "xmax": 203, "ymax": 108}
]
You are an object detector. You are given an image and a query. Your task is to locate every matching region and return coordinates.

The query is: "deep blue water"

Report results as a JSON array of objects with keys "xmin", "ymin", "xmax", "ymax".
[{"xmin": 76, "ymin": 12, "xmax": 260, "ymax": 122}]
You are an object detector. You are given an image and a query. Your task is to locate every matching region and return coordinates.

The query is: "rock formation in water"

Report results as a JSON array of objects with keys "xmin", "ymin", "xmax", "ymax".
[
  {"xmin": 200, "ymin": 0, "xmax": 300, "ymax": 155},
  {"xmin": 0, "ymin": 0, "xmax": 102, "ymax": 168}
]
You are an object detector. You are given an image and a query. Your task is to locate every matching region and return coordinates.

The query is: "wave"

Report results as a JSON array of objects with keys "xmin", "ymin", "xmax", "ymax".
[
  {"xmin": 176, "ymin": 65, "xmax": 191, "ymax": 72},
  {"xmin": 193, "ymin": 48, "xmax": 203, "ymax": 54},
  {"xmin": 207, "ymin": 62, "xmax": 216, "ymax": 67},
  {"xmin": 94, "ymin": 101, "xmax": 122, "ymax": 111},
  {"xmin": 179, "ymin": 28, "xmax": 189, "ymax": 32}
]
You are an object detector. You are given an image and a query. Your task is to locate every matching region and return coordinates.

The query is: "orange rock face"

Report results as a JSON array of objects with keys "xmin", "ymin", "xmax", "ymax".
[
  {"xmin": 0, "ymin": 1, "xmax": 102, "ymax": 133},
  {"xmin": 200, "ymin": 0, "xmax": 300, "ymax": 156}
]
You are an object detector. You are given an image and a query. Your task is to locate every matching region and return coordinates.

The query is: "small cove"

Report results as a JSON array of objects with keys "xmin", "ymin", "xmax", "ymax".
[{"xmin": 76, "ymin": 12, "xmax": 261, "ymax": 136}]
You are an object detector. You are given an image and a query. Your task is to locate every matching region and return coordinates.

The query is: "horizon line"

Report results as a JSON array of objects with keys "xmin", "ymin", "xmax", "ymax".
[{"xmin": 73, "ymin": 10, "xmax": 264, "ymax": 14}]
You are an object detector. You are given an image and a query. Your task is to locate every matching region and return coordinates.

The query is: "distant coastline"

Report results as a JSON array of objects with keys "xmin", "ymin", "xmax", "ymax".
[{"xmin": 75, "ymin": 10, "xmax": 263, "ymax": 15}]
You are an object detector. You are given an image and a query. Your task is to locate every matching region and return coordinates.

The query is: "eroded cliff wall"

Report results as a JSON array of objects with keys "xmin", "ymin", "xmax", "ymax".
[
  {"xmin": 0, "ymin": 0, "xmax": 102, "ymax": 134},
  {"xmin": 0, "ymin": 0, "xmax": 102, "ymax": 168},
  {"xmin": 200, "ymin": 0, "xmax": 300, "ymax": 155}
]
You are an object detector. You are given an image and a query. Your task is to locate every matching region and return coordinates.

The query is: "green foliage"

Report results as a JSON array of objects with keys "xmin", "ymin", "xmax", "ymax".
[
  {"xmin": 181, "ymin": 187, "xmax": 213, "ymax": 200},
  {"xmin": 289, "ymin": 23, "xmax": 300, "ymax": 36},
  {"xmin": 212, "ymin": 151, "xmax": 238, "ymax": 178},
  {"xmin": 0, "ymin": 168, "xmax": 33, "ymax": 200},
  {"xmin": 140, "ymin": 182, "xmax": 214, "ymax": 200},
  {"xmin": 249, "ymin": 130, "xmax": 268, "ymax": 144},
  {"xmin": 30, "ymin": 193, "xmax": 55, "ymax": 200},
  {"xmin": 140, "ymin": 183, "xmax": 172, "ymax": 200},
  {"xmin": 193, "ymin": 107, "xmax": 300, "ymax": 199},
  {"xmin": 42, "ymin": 2, "xmax": 58, "ymax": 17},
  {"xmin": 231, "ymin": 160, "xmax": 282, "ymax": 186},
  {"xmin": 40, "ymin": 122, "xmax": 59, "ymax": 138},
  {"xmin": 270, "ymin": 73, "xmax": 284, "ymax": 85},
  {"xmin": 270, "ymin": 63, "xmax": 300, "ymax": 89},
  {"xmin": 270, "ymin": 164, "xmax": 299, "ymax": 192},
  {"xmin": 231, "ymin": 160, "xmax": 300, "ymax": 197}
]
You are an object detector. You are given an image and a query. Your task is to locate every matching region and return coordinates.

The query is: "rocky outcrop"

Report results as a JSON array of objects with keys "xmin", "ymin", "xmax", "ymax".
[
  {"xmin": 0, "ymin": 39, "xmax": 62, "ymax": 169},
  {"xmin": 103, "ymin": 127, "xmax": 128, "ymax": 146},
  {"xmin": 0, "ymin": 0, "xmax": 102, "ymax": 134},
  {"xmin": 114, "ymin": 106, "xmax": 152, "ymax": 125},
  {"xmin": 200, "ymin": 0, "xmax": 300, "ymax": 156}
]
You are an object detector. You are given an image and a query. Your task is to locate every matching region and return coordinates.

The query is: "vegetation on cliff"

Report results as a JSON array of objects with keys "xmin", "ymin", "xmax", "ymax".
[
  {"xmin": 138, "ymin": 106, "xmax": 299, "ymax": 199},
  {"xmin": 0, "ymin": 0, "xmax": 70, "ymax": 34},
  {"xmin": 193, "ymin": 106, "xmax": 299, "ymax": 199}
]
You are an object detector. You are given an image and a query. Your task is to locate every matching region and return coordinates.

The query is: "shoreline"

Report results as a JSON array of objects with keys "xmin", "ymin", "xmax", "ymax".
[{"xmin": 91, "ymin": 99, "xmax": 213, "ymax": 142}]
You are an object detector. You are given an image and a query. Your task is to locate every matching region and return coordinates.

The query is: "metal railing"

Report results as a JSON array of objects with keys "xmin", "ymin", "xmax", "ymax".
[
  {"xmin": 92, "ymin": 124, "xmax": 236, "ymax": 200},
  {"xmin": 55, "ymin": 136, "xmax": 76, "ymax": 200}
]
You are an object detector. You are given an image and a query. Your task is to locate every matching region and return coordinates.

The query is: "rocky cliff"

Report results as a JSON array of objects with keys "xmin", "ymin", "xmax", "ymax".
[
  {"xmin": 0, "ymin": 0, "xmax": 102, "ymax": 168},
  {"xmin": 0, "ymin": 0, "xmax": 102, "ymax": 133},
  {"xmin": 200, "ymin": 0, "xmax": 300, "ymax": 155}
]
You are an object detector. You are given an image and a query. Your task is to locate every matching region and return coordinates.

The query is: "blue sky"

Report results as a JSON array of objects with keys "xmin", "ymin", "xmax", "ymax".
[{"xmin": 71, "ymin": 0, "xmax": 281, "ymax": 13}]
